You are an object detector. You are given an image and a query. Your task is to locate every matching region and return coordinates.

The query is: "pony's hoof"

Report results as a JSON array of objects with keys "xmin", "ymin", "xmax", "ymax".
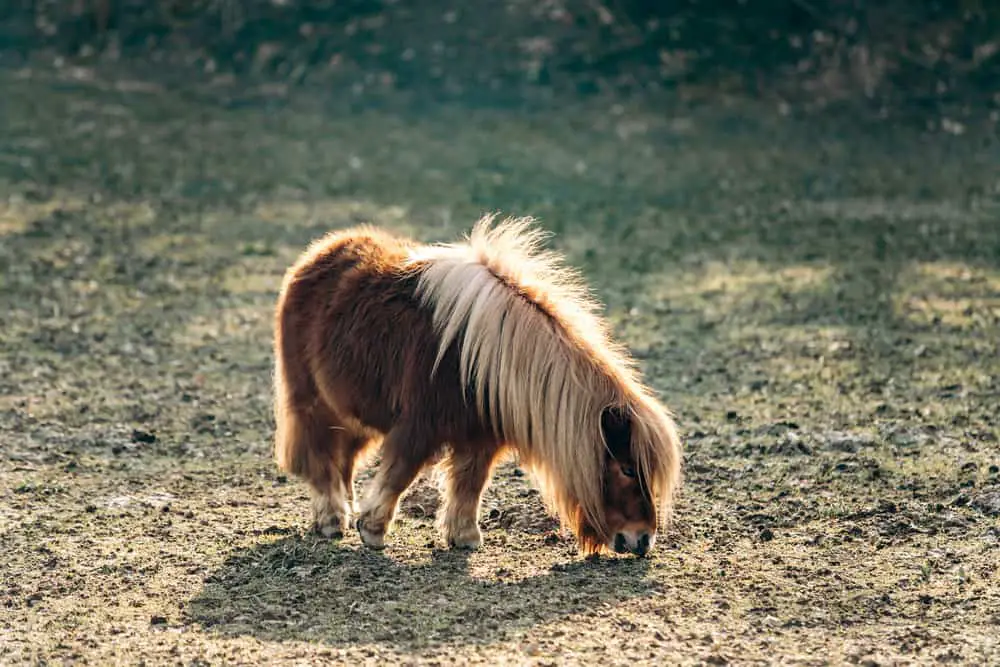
[
  {"xmin": 313, "ymin": 520, "xmax": 345, "ymax": 539},
  {"xmin": 312, "ymin": 510, "xmax": 348, "ymax": 539},
  {"xmin": 356, "ymin": 516, "xmax": 386, "ymax": 550},
  {"xmin": 445, "ymin": 525, "xmax": 483, "ymax": 551}
]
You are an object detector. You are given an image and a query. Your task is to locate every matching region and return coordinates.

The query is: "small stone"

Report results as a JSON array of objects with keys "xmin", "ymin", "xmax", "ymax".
[{"xmin": 131, "ymin": 429, "xmax": 156, "ymax": 444}]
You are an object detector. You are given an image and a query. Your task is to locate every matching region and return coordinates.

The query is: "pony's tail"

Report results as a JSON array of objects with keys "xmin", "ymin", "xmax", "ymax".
[
  {"xmin": 272, "ymin": 313, "xmax": 309, "ymax": 477},
  {"xmin": 271, "ymin": 266, "xmax": 334, "ymax": 483},
  {"xmin": 272, "ymin": 346, "xmax": 300, "ymax": 475}
]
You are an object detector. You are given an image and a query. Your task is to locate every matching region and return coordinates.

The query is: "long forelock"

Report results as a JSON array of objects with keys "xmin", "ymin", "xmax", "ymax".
[
  {"xmin": 407, "ymin": 214, "xmax": 646, "ymax": 537},
  {"xmin": 628, "ymin": 391, "xmax": 684, "ymax": 528}
]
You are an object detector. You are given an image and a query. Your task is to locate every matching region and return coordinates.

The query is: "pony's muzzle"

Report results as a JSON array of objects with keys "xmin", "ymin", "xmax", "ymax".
[{"xmin": 612, "ymin": 530, "xmax": 655, "ymax": 557}]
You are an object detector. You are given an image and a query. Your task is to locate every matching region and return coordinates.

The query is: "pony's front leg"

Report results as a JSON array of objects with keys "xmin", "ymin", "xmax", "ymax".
[
  {"xmin": 438, "ymin": 444, "xmax": 500, "ymax": 550},
  {"xmin": 355, "ymin": 422, "xmax": 436, "ymax": 549}
]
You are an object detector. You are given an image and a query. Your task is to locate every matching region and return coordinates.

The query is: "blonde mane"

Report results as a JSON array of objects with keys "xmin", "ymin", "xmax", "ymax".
[{"xmin": 407, "ymin": 215, "xmax": 681, "ymax": 539}]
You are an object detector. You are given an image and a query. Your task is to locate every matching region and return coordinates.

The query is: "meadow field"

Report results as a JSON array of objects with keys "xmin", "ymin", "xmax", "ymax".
[{"xmin": 1, "ymin": 41, "xmax": 999, "ymax": 664}]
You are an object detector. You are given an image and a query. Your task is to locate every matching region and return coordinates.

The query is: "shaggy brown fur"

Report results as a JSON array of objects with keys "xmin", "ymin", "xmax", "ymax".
[{"xmin": 273, "ymin": 215, "xmax": 682, "ymax": 555}]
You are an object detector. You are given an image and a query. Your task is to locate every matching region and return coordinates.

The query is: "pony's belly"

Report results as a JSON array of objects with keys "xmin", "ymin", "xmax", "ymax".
[{"xmin": 314, "ymin": 373, "xmax": 396, "ymax": 437}]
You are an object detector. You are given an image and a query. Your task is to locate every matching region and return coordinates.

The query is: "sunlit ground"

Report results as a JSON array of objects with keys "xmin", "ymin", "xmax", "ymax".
[{"xmin": 1, "ymin": 63, "xmax": 998, "ymax": 665}]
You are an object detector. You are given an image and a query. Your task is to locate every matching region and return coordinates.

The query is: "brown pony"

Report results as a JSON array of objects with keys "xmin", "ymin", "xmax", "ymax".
[{"xmin": 272, "ymin": 215, "xmax": 682, "ymax": 556}]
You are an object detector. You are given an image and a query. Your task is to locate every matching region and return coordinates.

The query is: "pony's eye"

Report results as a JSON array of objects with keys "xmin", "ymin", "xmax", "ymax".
[{"xmin": 621, "ymin": 465, "xmax": 637, "ymax": 479}]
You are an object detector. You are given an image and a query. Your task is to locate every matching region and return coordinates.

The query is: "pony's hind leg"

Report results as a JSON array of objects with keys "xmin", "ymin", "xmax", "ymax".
[
  {"xmin": 310, "ymin": 429, "xmax": 372, "ymax": 538},
  {"xmin": 310, "ymin": 477, "xmax": 350, "ymax": 538},
  {"xmin": 274, "ymin": 397, "xmax": 360, "ymax": 538},
  {"xmin": 355, "ymin": 421, "xmax": 438, "ymax": 549},
  {"xmin": 438, "ymin": 444, "xmax": 501, "ymax": 550}
]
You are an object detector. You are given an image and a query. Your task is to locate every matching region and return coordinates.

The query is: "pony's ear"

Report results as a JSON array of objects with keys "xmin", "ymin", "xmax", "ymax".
[{"xmin": 601, "ymin": 406, "xmax": 632, "ymax": 460}]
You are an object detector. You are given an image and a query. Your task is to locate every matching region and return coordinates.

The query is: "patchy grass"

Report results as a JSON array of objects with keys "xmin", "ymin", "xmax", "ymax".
[{"xmin": 1, "ymin": 61, "xmax": 999, "ymax": 665}]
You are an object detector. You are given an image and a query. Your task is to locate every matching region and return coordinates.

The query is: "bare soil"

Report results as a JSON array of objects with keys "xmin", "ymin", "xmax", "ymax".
[{"xmin": 1, "ymin": 54, "xmax": 999, "ymax": 665}]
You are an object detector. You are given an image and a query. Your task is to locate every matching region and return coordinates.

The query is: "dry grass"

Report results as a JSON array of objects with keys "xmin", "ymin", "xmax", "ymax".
[{"xmin": 1, "ymin": 60, "xmax": 999, "ymax": 665}]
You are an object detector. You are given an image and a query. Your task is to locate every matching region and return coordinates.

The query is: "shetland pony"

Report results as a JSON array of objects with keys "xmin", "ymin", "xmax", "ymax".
[{"xmin": 272, "ymin": 215, "xmax": 682, "ymax": 556}]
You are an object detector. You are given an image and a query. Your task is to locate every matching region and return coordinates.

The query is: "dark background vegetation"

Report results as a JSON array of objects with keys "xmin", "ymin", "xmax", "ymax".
[{"xmin": 2, "ymin": 0, "xmax": 999, "ymax": 119}]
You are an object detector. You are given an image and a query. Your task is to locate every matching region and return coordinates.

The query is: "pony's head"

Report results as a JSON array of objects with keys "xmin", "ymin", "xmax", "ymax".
[
  {"xmin": 599, "ymin": 406, "xmax": 657, "ymax": 556},
  {"xmin": 574, "ymin": 395, "xmax": 682, "ymax": 558}
]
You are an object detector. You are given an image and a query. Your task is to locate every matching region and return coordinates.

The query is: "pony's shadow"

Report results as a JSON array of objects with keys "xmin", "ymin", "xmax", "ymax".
[{"xmin": 186, "ymin": 533, "xmax": 657, "ymax": 647}]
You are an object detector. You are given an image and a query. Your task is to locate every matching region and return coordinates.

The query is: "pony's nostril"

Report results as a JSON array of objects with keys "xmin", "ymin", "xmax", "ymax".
[
  {"xmin": 635, "ymin": 533, "xmax": 651, "ymax": 556},
  {"xmin": 614, "ymin": 533, "xmax": 628, "ymax": 553}
]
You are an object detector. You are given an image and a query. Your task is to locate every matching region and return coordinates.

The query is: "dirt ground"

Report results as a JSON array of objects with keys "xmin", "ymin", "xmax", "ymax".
[{"xmin": 1, "ymin": 49, "xmax": 999, "ymax": 665}]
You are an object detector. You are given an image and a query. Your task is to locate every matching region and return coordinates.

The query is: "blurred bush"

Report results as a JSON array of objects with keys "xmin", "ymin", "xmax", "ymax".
[{"xmin": 1, "ymin": 0, "xmax": 997, "ymax": 113}]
